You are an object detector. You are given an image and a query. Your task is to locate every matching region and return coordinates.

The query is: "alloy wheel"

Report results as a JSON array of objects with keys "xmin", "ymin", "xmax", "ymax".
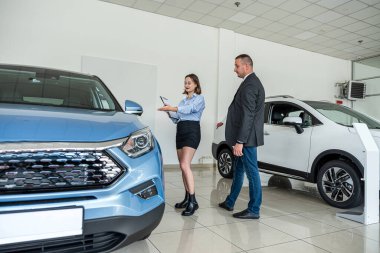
[
  {"xmin": 218, "ymin": 152, "xmax": 232, "ymax": 175},
  {"xmin": 321, "ymin": 166, "xmax": 354, "ymax": 203}
]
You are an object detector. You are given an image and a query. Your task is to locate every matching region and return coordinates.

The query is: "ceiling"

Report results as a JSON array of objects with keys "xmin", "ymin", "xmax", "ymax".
[{"xmin": 101, "ymin": 0, "xmax": 380, "ymax": 61}]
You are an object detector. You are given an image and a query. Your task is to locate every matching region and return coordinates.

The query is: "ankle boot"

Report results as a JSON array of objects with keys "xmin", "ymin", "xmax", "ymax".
[
  {"xmin": 182, "ymin": 193, "xmax": 199, "ymax": 216},
  {"xmin": 175, "ymin": 191, "xmax": 190, "ymax": 209}
]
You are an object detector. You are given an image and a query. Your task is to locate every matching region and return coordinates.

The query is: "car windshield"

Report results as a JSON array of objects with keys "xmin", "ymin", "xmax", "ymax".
[
  {"xmin": 0, "ymin": 65, "xmax": 120, "ymax": 111},
  {"xmin": 304, "ymin": 101, "xmax": 380, "ymax": 129}
]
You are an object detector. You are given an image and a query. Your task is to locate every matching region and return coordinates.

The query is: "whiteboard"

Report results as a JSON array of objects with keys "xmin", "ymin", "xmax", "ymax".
[{"xmin": 81, "ymin": 56, "xmax": 157, "ymax": 131}]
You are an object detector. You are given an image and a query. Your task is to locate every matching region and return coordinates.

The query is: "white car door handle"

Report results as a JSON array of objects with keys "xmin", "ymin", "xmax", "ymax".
[{"xmin": 264, "ymin": 131, "xmax": 270, "ymax": 135}]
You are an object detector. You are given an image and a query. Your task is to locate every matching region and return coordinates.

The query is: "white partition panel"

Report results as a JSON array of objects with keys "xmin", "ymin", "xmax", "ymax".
[
  {"xmin": 82, "ymin": 56, "xmax": 157, "ymax": 132},
  {"xmin": 337, "ymin": 123, "xmax": 379, "ymax": 225}
]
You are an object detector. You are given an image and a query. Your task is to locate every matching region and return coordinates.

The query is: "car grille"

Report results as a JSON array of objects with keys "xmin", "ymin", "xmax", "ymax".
[
  {"xmin": 0, "ymin": 232, "xmax": 125, "ymax": 253},
  {"xmin": 0, "ymin": 151, "xmax": 125, "ymax": 194}
]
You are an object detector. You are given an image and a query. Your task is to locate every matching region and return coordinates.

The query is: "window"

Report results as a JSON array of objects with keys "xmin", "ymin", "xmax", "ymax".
[
  {"xmin": 0, "ymin": 66, "xmax": 119, "ymax": 111},
  {"xmin": 305, "ymin": 101, "xmax": 380, "ymax": 129},
  {"xmin": 270, "ymin": 103, "xmax": 312, "ymax": 127}
]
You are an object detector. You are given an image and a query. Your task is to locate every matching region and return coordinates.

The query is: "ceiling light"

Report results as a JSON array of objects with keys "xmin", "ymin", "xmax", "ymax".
[
  {"xmin": 228, "ymin": 12, "xmax": 255, "ymax": 24},
  {"xmin": 294, "ymin": 31, "xmax": 318, "ymax": 40}
]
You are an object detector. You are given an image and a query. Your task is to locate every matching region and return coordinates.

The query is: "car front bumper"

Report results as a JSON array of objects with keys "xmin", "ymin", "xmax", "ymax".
[
  {"xmin": 0, "ymin": 143, "xmax": 165, "ymax": 252},
  {"xmin": 0, "ymin": 203, "xmax": 165, "ymax": 253}
]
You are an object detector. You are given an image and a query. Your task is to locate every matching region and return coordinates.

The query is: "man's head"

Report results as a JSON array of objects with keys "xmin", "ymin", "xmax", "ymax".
[{"xmin": 234, "ymin": 54, "xmax": 253, "ymax": 78}]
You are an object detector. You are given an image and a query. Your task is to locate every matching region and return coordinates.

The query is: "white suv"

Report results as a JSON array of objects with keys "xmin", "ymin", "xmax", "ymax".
[{"xmin": 212, "ymin": 96, "xmax": 380, "ymax": 209}]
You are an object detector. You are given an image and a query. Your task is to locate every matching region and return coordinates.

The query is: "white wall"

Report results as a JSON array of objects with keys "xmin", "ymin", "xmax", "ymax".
[{"xmin": 0, "ymin": 0, "xmax": 351, "ymax": 165}]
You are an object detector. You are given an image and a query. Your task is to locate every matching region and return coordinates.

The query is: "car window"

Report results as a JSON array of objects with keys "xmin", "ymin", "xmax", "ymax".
[
  {"xmin": 0, "ymin": 66, "xmax": 119, "ymax": 111},
  {"xmin": 270, "ymin": 103, "xmax": 312, "ymax": 127},
  {"xmin": 304, "ymin": 101, "xmax": 380, "ymax": 129}
]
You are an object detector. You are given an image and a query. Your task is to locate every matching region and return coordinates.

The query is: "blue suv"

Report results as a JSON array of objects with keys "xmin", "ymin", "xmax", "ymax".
[{"xmin": 0, "ymin": 64, "xmax": 165, "ymax": 252}]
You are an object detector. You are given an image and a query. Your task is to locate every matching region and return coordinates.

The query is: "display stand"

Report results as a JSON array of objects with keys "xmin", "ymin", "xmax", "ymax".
[{"xmin": 336, "ymin": 123, "xmax": 379, "ymax": 224}]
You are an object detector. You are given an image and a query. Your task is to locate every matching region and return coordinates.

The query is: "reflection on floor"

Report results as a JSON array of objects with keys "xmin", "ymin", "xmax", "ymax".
[{"xmin": 113, "ymin": 166, "xmax": 380, "ymax": 253}]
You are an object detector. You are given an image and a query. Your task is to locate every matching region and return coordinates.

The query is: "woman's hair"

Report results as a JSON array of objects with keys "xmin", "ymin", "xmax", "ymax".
[{"xmin": 183, "ymin": 73, "xmax": 202, "ymax": 95}]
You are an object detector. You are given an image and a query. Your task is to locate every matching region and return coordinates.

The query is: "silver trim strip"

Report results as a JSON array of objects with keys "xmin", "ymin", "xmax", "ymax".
[
  {"xmin": 0, "ymin": 137, "xmax": 127, "ymax": 153},
  {"xmin": 259, "ymin": 168, "xmax": 306, "ymax": 180}
]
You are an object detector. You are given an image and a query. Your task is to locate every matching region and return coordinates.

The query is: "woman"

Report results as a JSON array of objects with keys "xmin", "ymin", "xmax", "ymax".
[{"xmin": 158, "ymin": 73, "xmax": 205, "ymax": 216}]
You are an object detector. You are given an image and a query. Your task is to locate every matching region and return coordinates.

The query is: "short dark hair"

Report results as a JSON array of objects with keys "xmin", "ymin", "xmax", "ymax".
[
  {"xmin": 235, "ymin": 54, "xmax": 253, "ymax": 67},
  {"xmin": 183, "ymin": 73, "xmax": 202, "ymax": 95}
]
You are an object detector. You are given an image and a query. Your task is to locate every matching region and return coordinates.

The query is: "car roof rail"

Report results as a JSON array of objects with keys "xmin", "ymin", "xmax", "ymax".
[{"xmin": 265, "ymin": 95, "xmax": 294, "ymax": 99}]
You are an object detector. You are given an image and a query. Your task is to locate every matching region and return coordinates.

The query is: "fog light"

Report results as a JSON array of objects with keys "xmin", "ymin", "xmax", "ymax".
[
  {"xmin": 137, "ymin": 185, "xmax": 158, "ymax": 199},
  {"xmin": 130, "ymin": 180, "xmax": 158, "ymax": 199}
]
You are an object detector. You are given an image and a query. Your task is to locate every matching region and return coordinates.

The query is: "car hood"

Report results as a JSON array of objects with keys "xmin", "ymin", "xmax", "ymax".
[{"xmin": 0, "ymin": 104, "xmax": 145, "ymax": 142}]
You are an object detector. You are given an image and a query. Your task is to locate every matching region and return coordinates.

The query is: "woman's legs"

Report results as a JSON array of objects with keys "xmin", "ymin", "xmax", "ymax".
[
  {"xmin": 178, "ymin": 146, "xmax": 199, "ymax": 216},
  {"xmin": 176, "ymin": 149, "xmax": 188, "ymax": 192},
  {"xmin": 178, "ymin": 147, "xmax": 196, "ymax": 194},
  {"xmin": 175, "ymin": 148, "xmax": 190, "ymax": 209}
]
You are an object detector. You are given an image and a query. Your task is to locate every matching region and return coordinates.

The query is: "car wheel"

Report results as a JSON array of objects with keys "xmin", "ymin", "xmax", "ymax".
[
  {"xmin": 317, "ymin": 160, "xmax": 362, "ymax": 209},
  {"xmin": 217, "ymin": 148, "xmax": 234, "ymax": 178}
]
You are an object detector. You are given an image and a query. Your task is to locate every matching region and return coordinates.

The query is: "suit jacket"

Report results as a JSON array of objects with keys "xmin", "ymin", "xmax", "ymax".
[{"xmin": 225, "ymin": 72, "xmax": 265, "ymax": 147}]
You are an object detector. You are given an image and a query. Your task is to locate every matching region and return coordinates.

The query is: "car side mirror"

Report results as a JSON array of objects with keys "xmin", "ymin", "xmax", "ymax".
[
  {"xmin": 283, "ymin": 116, "xmax": 304, "ymax": 134},
  {"xmin": 125, "ymin": 100, "xmax": 143, "ymax": 116}
]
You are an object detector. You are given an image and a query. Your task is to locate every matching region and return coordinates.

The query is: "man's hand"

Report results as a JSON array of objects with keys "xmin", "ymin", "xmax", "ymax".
[{"xmin": 233, "ymin": 143, "xmax": 244, "ymax": 156}]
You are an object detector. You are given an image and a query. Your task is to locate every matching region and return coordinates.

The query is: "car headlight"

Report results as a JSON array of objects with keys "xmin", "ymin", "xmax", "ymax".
[{"xmin": 121, "ymin": 127, "xmax": 154, "ymax": 158}]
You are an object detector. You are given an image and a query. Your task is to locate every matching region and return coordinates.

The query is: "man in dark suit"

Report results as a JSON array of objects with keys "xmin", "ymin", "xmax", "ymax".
[{"xmin": 219, "ymin": 54, "xmax": 265, "ymax": 219}]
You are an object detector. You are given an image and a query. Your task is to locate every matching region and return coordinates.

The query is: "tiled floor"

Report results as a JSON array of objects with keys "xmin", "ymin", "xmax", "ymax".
[{"xmin": 114, "ymin": 166, "xmax": 380, "ymax": 253}]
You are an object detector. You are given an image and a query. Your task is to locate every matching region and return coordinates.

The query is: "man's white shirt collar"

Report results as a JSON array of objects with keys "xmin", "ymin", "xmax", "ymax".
[{"xmin": 243, "ymin": 72, "xmax": 254, "ymax": 81}]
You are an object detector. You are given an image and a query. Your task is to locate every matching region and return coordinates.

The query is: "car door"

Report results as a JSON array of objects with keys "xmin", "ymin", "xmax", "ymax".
[{"xmin": 258, "ymin": 102, "xmax": 313, "ymax": 176}]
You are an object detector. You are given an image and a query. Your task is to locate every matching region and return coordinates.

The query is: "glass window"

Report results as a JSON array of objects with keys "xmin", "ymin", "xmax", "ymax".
[
  {"xmin": 270, "ymin": 103, "xmax": 312, "ymax": 127},
  {"xmin": 0, "ymin": 66, "xmax": 120, "ymax": 111},
  {"xmin": 304, "ymin": 101, "xmax": 380, "ymax": 129},
  {"xmin": 353, "ymin": 55, "xmax": 380, "ymax": 80}
]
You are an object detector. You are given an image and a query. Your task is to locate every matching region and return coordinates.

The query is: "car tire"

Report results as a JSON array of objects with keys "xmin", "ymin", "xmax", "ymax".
[
  {"xmin": 217, "ymin": 148, "xmax": 234, "ymax": 178},
  {"xmin": 317, "ymin": 160, "xmax": 362, "ymax": 209}
]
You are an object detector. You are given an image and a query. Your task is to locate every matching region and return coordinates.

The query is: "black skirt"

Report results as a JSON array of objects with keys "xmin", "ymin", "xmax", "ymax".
[{"xmin": 176, "ymin": 121, "xmax": 201, "ymax": 149}]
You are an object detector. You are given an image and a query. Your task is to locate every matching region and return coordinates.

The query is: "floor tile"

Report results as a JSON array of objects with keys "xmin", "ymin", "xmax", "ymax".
[
  {"xmin": 152, "ymin": 211, "xmax": 203, "ymax": 234},
  {"xmin": 208, "ymin": 220, "xmax": 297, "ymax": 250},
  {"xmin": 246, "ymin": 240, "xmax": 329, "ymax": 253},
  {"xmin": 260, "ymin": 214, "xmax": 341, "ymax": 239},
  {"xmin": 190, "ymin": 207, "xmax": 240, "ymax": 226},
  {"xmin": 165, "ymin": 188, "xmax": 189, "ymax": 199},
  {"xmin": 349, "ymin": 223, "xmax": 380, "ymax": 242},
  {"xmin": 260, "ymin": 198, "xmax": 327, "ymax": 214},
  {"xmin": 149, "ymin": 227, "xmax": 243, "ymax": 253},
  {"xmin": 112, "ymin": 239, "xmax": 159, "ymax": 253},
  {"xmin": 304, "ymin": 230, "xmax": 380, "ymax": 253},
  {"xmin": 297, "ymin": 209, "xmax": 363, "ymax": 229},
  {"xmin": 259, "ymin": 205, "xmax": 291, "ymax": 218},
  {"xmin": 117, "ymin": 166, "xmax": 380, "ymax": 253}
]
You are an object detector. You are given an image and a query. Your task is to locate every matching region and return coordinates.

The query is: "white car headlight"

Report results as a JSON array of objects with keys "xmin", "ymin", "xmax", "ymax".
[{"xmin": 121, "ymin": 128, "xmax": 154, "ymax": 158}]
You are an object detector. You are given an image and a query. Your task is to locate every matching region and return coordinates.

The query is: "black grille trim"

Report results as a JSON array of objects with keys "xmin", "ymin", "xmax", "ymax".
[
  {"xmin": 0, "ymin": 151, "xmax": 126, "ymax": 194},
  {"xmin": 129, "ymin": 179, "xmax": 155, "ymax": 194},
  {"xmin": 0, "ymin": 232, "xmax": 125, "ymax": 253}
]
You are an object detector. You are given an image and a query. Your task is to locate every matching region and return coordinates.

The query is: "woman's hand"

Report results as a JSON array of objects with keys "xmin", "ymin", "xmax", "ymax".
[{"xmin": 158, "ymin": 105, "xmax": 177, "ymax": 112}]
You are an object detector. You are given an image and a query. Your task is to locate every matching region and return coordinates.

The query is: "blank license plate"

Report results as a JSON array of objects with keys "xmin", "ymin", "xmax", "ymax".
[{"xmin": 0, "ymin": 207, "xmax": 83, "ymax": 245}]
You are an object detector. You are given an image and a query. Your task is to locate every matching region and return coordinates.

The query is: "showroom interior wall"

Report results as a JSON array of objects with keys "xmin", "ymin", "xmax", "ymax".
[{"xmin": 0, "ymin": 0, "xmax": 350, "ymax": 165}]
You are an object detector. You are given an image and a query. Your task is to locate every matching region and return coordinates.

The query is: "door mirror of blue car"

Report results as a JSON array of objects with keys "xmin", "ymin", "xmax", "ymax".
[{"xmin": 125, "ymin": 100, "xmax": 143, "ymax": 116}]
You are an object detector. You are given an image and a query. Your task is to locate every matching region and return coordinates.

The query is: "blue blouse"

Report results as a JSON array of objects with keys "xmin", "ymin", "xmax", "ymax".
[{"xmin": 174, "ymin": 94, "xmax": 205, "ymax": 122}]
